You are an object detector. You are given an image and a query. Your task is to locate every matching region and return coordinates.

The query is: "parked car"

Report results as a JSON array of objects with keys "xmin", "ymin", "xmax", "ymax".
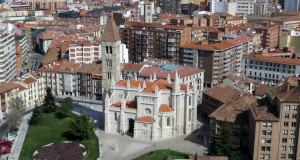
[
  {"xmin": 0, "ymin": 141, "xmax": 12, "ymax": 147},
  {"xmin": 0, "ymin": 146, "xmax": 11, "ymax": 155}
]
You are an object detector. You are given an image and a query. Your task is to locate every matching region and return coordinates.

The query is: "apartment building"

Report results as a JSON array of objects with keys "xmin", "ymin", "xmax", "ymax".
[
  {"xmin": 255, "ymin": 24, "xmax": 281, "ymax": 50},
  {"xmin": 280, "ymin": 28, "xmax": 300, "ymax": 53},
  {"xmin": 22, "ymin": 0, "xmax": 65, "ymax": 10},
  {"xmin": 0, "ymin": 83, "xmax": 19, "ymax": 120},
  {"xmin": 15, "ymin": 36, "xmax": 28, "ymax": 63},
  {"xmin": 159, "ymin": 0, "xmax": 181, "ymax": 14},
  {"xmin": 180, "ymin": 35, "xmax": 253, "ymax": 87},
  {"xmin": 209, "ymin": 95, "xmax": 257, "ymax": 151},
  {"xmin": 69, "ymin": 42, "xmax": 101, "ymax": 64},
  {"xmin": 284, "ymin": 0, "xmax": 300, "ymax": 11},
  {"xmin": 39, "ymin": 61, "xmax": 81, "ymax": 96},
  {"xmin": 0, "ymin": 23, "xmax": 16, "ymax": 83},
  {"xmin": 202, "ymin": 85, "xmax": 242, "ymax": 114},
  {"xmin": 77, "ymin": 63, "xmax": 102, "ymax": 100},
  {"xmin": 242, "ymin": 49, "xmax": 300, "ymax": 84},
  {"xmin": 39, "ymin": 60, "xmax": 104, "ymax": 100},
  {"xmin": 248, "ymin": 77, "xmax": 300, "ymax": 160},
  {"xmin": 120, "ymin": 22, "xmax": 191, "ymax": 64},
  {"xmin": 236, "ymin": 0, "xmax": 255, "ymax": 15},
  {"xmin": 254, "ymin": 2, "xmax": 268, "ymax": 16},
  {"xmin": 210, "ymin": 0, "xmax": 227, "ymax": 14}
]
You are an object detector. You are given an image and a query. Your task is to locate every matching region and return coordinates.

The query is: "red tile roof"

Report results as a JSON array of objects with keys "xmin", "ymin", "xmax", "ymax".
[
  {"xmin": 23, "ymin": 77, "xmax": 36, "ymax": 84},
  {"xmin": 30, "ymin": 71, "xmax": 43, "ymax": 79},
  {"xmin": 0, "ymin": 82, "xmax": 19, "ymax": 93},
  {"xmin": 139, "ymin": 66, "xmax": 204, "ymax": 80},
  {"xmin": 39, "ymin": 60, "xmax": 81, "ymax": 73},
  {"xmin": 159, "ymin": 104, "xmax": 173, "ymax": 112},
  {"xmin": 116, "ymin": 79, "xmax": 191, "ymax": 93},
  {"xmin": 244, "ymin": 53, "xmax": 300, "ymax": 65},
  {"xmin": 18, "ymin": 84, "xmax": 27, "ymax": 91},
  {"xmin": 203, "ymin": 85, "xmax": 242, "ymax": 104},
  {"xmin": 137, "ymin": 116, "xmax": 155, "ymax": 122},
  {"xmin": 102, "ymin": 16, "xmax": 120, "ymax": 42},
  {"xmin": 111, "ymin": 101, "xmax": 137, "ymax": 109},
  {"xmin": 123, "ymin": 63, "xmax": 144, "ymax": 72}
]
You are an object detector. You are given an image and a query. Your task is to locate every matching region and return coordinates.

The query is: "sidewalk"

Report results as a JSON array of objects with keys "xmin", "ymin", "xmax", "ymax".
[{"xmin": 0, "ymin": 106, "xmax": 35, "ymax": 160}]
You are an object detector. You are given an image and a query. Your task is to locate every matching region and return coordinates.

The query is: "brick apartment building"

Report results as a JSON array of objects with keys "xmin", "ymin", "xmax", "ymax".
[
  {"xmin": 255, "ymin": 24, "xmax": 282, "ymax": 50},
  {"xmin": 119, "ymin": 22, "xmax": 191, "ymax": 63},
  {"xmin": 248, "ymin": 77, "xmax": 300, "ymax": 160},
  {"xmin": 22, "ymin": 0, "xmax": 65, "ymax": 10},
  {"xmin": 180, "ymin": 35, "xmax": 253, "ymax": 87}
]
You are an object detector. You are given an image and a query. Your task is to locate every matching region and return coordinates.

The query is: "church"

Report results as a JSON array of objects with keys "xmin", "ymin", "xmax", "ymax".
[{"xmin": 102, "ymin": 16, "xmax": 198, "ymax": 140}]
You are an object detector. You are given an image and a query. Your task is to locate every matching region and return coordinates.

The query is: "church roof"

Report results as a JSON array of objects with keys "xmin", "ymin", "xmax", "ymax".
[
  {"xmin": 116, "ymin": 79, "xmax": 191, "ymax": 93},
  {"xmin": 159, "ymin": 104, "xmax": 173, "ymax": 112},
  {"xmin": 101, "ymin": 16, "xmax": 120, "ymax": 42},
  {"xmin": 137, "ymin": 116, "xmax": 155, "ymax": 122},
  {"xmin": 111, "ymin": 101, "xmax": 137, "ymax": 109}
]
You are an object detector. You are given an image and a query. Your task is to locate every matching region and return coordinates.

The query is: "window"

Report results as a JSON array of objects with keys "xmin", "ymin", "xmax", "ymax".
[
  {"xmin": 167, "ymin": 117, "xmax": 171, "ymax": 126},
  {"xmin": 266, "ymin": 139, "xmax": 271, "ymax": 143},
  {"xmin": 266, "ymin": 130, "xmax": 272, "ymax": 135},
  {"xmin": 283, "ymin": 130, "xmax": 288, "ymax": 135},
  {"xmin": 293, "ymin": 105, "xmax": 298, "ymax": 110},
  {"xmin": 282, "ymin": 146, "xmax": 286, "ymax": 151},
  {"xmin": 266, "ymin": 147, "xmax": 270, "ymax": 151},
  {"xmin": 189, "ymin": 109, "xmax": 191, "ymax": 121},
  {"xmin": 260, "ymin": 154, "xmax": 264, "ymax": 159},
  {"xmin": 288, "ymin": 154, "xmax": 293, "ymax": 159},
  {"xmin": 110, "ymin": 46, "xmax": 112, "ymax": 54},
  {"xmin": 263, "ymin": 122, "xmax": 267, "ymax": 127},
  {"xmin": 261, "ymin": 138, "xmax": 266, "ymax": 144},
  {"xmin": 291, "ymin": 122, "xmax": 296, "ymax": 127},
  {"xmin": 285, "ymin": 113, "xmax": 289, "ymax": 119},
  {"xmin": 282, "ymin": 138, "xmax": 287, "ymax": 143},
  {"xmin": 289, "ymin": 138, "xmax": 294, "ymax": 143},
  {"xmin": 285, "ymin": 105, "xmax": 290, "ymax": 111},
  {"xmin": 261, "ymin": 146, "xmax": 265, "ymax": 151},
  {"xmin": 106, "ymin": 46, "xmax": 108, "ymax": 54},
  {"xmin": 289, "ymin": 146, "xmax": 294, "ymax": 151},
  {"xmin": 265, "ymin": 154, "xmax": 270, "ymax": 159},
  {"xmin": 292, "ymin": 114, "xmax": 297, "ymax": 119},
  {"xmin": 262, "ymin": 130, "xmax": 266, "ymax": 135},
  {"xmin": 290, "ymin": 130, "xmax": 295, "ymax": 135},
  {"xmin": 114, "ymin": 112, "xmax": 117, "ymax": 121},
  {"xmin": 284, "ymin": 122, "xmax": 289, "ymax": 126},
  {"xmin": 281, "ymin": 154, "xmax": 286, "ymax": 159}
]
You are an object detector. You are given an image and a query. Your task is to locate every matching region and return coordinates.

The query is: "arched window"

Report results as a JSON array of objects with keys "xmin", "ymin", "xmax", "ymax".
[
  {"xmin": 110, "ymin": 46, "xmax": 112, "ymax": 54},
  {"xmin": 167, "ymin": 117, "xmax": 171, "ymax": 126},
  {"xmin": 106, "ymin": 46, "xmax": 108, "ymax": 54},
  {"xmin": 189, "ymin": 96, "xmax": 192, "ymax": 106},
  {"xmin": 115, "ymin": 112, "xmax": 117, "ymax": 121}
]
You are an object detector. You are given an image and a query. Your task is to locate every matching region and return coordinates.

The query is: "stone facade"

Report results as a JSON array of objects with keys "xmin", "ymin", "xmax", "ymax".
[{"xmin": 104, "ymin": 74, "xmax": 198, "ymax": 140}]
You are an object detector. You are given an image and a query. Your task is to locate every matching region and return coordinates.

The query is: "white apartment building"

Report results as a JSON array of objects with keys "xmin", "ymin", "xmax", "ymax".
[
  {"xmin": 210, "ymin": 0, "xmax": 227, "ymax": 13},
  {"xmin": 0, "ymin": 23, "xmax": 16, "ymax": 83},
  {"xmin": 69, "ymin": 42, "xmax": 101, "ymax": 64},
  {"xmin": 284, "ymin": 0, "xmax": 300, "ymax": 11},
  {"xmin": 69, "ymin": 42, "xmax": 129, "ymax": 64},
  {"xmin": 39, "ymin": 61, "xmax": 80, "ymax": 96},
  {"xmin": 242, "ymin": 53, "xmax": 300, "ymax": 84},
  {"xmin": 236, "ymin": 0, "xmax": 255, "ymax": 15}
]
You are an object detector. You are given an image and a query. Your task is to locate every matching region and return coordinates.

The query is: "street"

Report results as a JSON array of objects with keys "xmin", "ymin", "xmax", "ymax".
[{"xmin": 22, "ymin": 51, "xmax": 44, "ymax": 72}]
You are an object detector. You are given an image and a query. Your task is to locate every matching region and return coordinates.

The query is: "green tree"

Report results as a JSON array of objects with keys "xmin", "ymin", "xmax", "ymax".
[
  {"xmin": 69, "ymin": 115, "xmax": 95, "ymax": 140},
  {"xmin": 61, "ymin": 97, "xmax": 74, "ymax": 117},
  {"xmin": 30, "ymin": 106, "xmax": 42, "ymax": 125},
  {"xmin": 208, "ymin": 120, "xmax": 239, "ymax": 160},
  {"xmin": 43, "ymin": 87, "xmax": 56, "ymax": 113}
]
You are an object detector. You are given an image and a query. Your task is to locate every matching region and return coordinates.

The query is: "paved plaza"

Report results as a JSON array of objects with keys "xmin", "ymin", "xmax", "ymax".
[{"xmin": 72, "ymin": 102, "xmax": 209, "ymax": 160}]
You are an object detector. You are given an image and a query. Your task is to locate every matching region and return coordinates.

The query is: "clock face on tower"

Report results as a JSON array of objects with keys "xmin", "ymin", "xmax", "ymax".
[{"xmin": 145, "ymin": 108, "xmax": 151, "ymax": 114}]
